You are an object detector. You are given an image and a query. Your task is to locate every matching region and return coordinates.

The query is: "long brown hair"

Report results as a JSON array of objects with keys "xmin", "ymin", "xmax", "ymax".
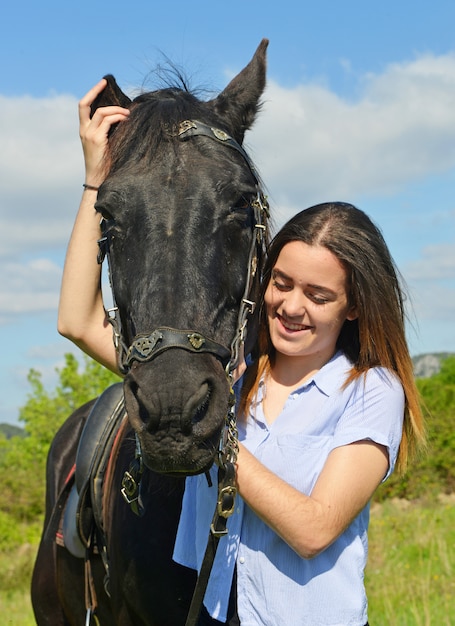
[{"xmin": 240, "ymin": 202, "xmax": 425, "ymax": 472}]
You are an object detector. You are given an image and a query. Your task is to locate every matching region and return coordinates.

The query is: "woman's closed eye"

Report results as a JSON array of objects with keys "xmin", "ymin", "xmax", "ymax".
[
  {"xmin": 272, "ymin": 278, "xmax": 292, "ymax": 292},
  {"xmin": 306, "ymin": 291, "xmax": 331, "ymax": 304},
  {"xmin": 272, "ymin": 277, "xmax": 333, "ymax": 304}
]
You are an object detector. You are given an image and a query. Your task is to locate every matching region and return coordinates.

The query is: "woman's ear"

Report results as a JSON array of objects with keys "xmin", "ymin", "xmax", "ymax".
[{"xmin": 346, "ymin": 306, "xmax": 359, "ymax": 322}]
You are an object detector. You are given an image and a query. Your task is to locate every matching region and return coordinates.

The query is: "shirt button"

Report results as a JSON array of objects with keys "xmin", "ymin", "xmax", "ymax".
[{"xmin": 239, "ymin": 557, "xmax": 245, "ymax": 564}]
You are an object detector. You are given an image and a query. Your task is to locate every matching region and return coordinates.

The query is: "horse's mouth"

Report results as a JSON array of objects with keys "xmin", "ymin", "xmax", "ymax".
[
  {"xmin": 138, "ymin": 432, "xmax": 219, "ymax": 475},
  {"xmin": 122, "ymin": 357, "xmax": 231, "ymax": 474}
]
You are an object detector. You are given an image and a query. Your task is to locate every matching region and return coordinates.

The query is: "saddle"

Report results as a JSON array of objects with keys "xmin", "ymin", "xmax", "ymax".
[{"xmin": 61, "ymin": 383, "xmax": 127, "ymax": 558}]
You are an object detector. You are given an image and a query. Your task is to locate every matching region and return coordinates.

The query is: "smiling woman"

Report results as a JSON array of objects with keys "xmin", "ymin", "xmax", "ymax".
[{"xmin": 174, "ymin": 201, "xmax": 426, "ymax": 625}]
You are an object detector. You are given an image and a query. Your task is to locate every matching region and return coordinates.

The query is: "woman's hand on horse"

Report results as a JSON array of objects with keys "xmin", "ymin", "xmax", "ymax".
[{"xmin": 79, "ymin": 79, "xmax": 130, "ymax": 187}]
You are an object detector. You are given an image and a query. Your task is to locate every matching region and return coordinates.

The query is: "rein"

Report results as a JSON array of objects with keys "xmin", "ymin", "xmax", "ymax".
[{"xmin": 97, "ymin": 120, "xmax": 269, "ymax": 626}]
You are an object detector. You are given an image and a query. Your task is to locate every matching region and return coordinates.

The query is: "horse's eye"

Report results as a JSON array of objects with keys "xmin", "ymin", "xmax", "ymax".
[
  {"xmin": 231, "ymin": 195, "xmax": 252, "ymax": 211},
  {"xmin": 229, "ymin": 196, "xmax": 254, "ymax": 228},
  {"xmin": 95, "ymin": 203, "xmax": 114, "ymax": 222}
]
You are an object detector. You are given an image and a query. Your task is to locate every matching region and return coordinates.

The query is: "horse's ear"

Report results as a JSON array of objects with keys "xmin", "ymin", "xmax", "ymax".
[
  {"xmin": 209, "ymin": 39, "xmax": 268, "ymax": 144},
  {"xmin": 90, "ymin": 75, "xmax": 132, "ymax": 118}
]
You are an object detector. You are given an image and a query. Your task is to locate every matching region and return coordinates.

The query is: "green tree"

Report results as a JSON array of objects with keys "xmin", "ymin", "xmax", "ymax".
[
  {"xmin": 0, "ymin": 354, "xmax": 120, "ymax": 531},
  {"xmin": 416, "ymin": 356, "xmax": 455, "ymax": 493},
  {"xmin": 376, "ymin": 356, "xmax": 455, "ymax": 501}
]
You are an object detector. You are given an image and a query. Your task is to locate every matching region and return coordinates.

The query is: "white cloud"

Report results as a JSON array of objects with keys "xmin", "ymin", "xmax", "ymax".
[
  {"xmin": 402, "ymin": 240, "xmax": 455, "ymax": 337},
  {"xmin": 403, "ymin": 242, "xmax": 455, "ymax": 281},
  {"xmin": 0, "ymin": 217, "xmax": 72, "ymax": 259},
  {"xmin": 408, "ymin": 280, "xmax": 455, "ymax": 323},
  {"xmin": 0, "ymin": 94, "xmax": 81, "ymax": 192},
  {"xmin": 0, "ymin": 93, "xmax": 82, "ymax": 262},
  {"xmin": 0, "ymin": 258, "xmax": 61, "ymax": 317},
  {"xmin": 247, "ymin": 52, "xmax": 455, "ymax": 213}
]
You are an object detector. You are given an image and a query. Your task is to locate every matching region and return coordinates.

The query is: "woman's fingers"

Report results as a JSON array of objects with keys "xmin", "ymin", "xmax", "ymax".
[
  {"xmin": 78, "ymin": 78, "xmax": 108, "ymax": 125},
  {"xmin": 79, "ymin": 79, "xmax": 130, "ymax": 140},
  {"xmin": 88, "ymin": 106, "xmax": 130, "ymax": 137},
  {"xmin": 78, "ymin": 79, "xmax": 130, "ymax": 185}
]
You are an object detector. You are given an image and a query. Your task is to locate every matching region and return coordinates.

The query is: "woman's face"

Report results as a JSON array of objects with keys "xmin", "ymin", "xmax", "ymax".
[{"xmin": 264, "ymin": 241, "xmax": 357, "ymax": 363}]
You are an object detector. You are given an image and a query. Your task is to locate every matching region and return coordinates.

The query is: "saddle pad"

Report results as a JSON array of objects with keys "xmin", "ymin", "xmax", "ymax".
[
  {"xmin": 75, "ymin": 382, "xmax": 125, "ymax": 493},
  {"xmin": 75, "ymin": 383, "xmax": 126, "ymax": 545}
]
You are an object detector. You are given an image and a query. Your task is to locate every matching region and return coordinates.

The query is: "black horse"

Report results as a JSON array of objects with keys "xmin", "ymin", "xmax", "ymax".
[{"xmin": 32, "ymin": 40, "xmax": 269, "ymax": 625}]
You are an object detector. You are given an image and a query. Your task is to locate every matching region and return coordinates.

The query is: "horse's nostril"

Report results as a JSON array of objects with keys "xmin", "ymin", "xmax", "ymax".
[
  {"xmin": 192, "ymin": 393, "xmax": 210, "ymax": 426},
  {"xmin": 125, "ymin": 380, "xmax": 157, "ymax": 430},
  {"xmin": 180, "ymin": 382, "xmax": 211, "ymax": 433},
  {"xmin": 138, "ymin": 397, "xmax": 152, "ymax": 427}
]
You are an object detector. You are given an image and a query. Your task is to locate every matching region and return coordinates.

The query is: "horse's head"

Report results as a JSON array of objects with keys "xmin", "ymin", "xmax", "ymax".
[{"xmin": 93, "ymin": 40, "xmax": 269, "ymax": 474}]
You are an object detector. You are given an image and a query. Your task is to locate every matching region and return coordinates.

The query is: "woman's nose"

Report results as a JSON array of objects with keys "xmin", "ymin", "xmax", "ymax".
[{"xmin": 282, "ymin": 290, "xmax": 306, "ymax": 316}]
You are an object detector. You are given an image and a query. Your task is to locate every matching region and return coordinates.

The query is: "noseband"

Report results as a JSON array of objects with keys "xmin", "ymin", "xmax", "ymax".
[
  {"xmin": 124, "ymin": 328, "xmax": 231, "ymax": 369},
  {"xmin": 98, "ymin": 119, "xmax": 269, "ymax": 377}
]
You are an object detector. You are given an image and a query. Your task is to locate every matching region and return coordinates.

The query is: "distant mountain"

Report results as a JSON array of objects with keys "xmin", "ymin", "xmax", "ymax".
[
  {"xmin": 412, "ymin": 352, "xmax": 453, "ymax": 378},
  {"xmin": 0, "ymin": 423, "xmax": 25, "ymax": 439}
]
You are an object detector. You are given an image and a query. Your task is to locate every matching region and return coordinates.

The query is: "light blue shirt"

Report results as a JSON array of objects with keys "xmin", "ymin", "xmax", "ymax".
[{"xmin": 173, "ymin": 352, "xmax": 404, "ymax": 625}]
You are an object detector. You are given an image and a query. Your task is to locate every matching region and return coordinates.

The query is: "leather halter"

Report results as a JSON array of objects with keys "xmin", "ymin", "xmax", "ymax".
[{"xmin": 98, "ymin": 119, "xmax": 269, "ymax": 377}]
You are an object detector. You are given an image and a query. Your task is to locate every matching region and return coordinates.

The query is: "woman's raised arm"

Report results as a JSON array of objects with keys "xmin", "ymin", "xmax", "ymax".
[{"xmin": 57, "ymin": 80, "xmax": 130, "ymax": 374}]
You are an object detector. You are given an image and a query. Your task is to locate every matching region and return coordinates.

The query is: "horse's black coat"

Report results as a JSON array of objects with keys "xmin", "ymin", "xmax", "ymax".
[{"xmin": 32, "ymin": 40, "xmax": 268, "ymax": 625}]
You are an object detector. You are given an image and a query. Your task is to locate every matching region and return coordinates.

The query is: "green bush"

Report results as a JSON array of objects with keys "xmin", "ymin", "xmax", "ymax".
[
  {"xmin": 0, "ymin": 354, "xmax": 120, "ymax": 524},
  {"xmin": 0, "ymin": 511, "xmax": 42, "ymax": 550},
  {"xmin": 0, "ymin": 353, "xmax": 121, "ymax": 613},
  {"xmin": 376, "ymin": 356, "xmax": 455, "ymax": 501}
]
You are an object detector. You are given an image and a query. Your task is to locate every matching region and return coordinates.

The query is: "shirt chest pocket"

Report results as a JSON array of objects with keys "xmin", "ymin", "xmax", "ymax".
[{"xmin": 258, "ymin": 434, "xmax": 333, "ymax": 494}]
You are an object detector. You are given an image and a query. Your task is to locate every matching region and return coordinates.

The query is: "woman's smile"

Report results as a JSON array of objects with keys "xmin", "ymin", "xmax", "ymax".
[{"xmin": 275, "ymin": 312, "xmax": 314, "ymax": 333}]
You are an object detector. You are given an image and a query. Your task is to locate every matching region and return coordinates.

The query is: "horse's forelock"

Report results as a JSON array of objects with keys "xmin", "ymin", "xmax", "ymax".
[{"xmin": 107, "ymin": 88, "xmax": 218, "ymax": 175}]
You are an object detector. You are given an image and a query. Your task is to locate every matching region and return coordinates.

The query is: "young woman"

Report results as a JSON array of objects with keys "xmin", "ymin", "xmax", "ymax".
[
  {"xmin": 174, "ymin": 202, "xmax": 425, "ymax": 625},
  {"xmin": 59, "ymin": 81, "xmax": 425, "ymax": 626}
]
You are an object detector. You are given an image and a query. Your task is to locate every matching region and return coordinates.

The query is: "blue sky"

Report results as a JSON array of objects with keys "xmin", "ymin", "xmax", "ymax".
[{"xmin": 1, "ymin": 0, "xmax": 454, "ymax": 425}]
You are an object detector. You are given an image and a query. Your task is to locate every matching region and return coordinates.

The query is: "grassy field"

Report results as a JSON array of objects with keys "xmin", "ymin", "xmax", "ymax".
[
  {"xmin": 1, "ymin": 542, "xmax": 36, "ymax": 625},
  {"xmin": 366, "ymin": 496, "xmax": 455, "ymax": 625},
  {"xmin": 1, "ymin": 498, "xmax": 454, "ymax": 625}
]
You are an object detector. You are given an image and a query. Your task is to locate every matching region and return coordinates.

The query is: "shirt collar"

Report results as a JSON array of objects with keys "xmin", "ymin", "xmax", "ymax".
[
  {"xmin": 248, "ymin": 351, "xmax": 352, "ymax": 405},
  {"xmin": 309, "ymin": 351, "xmax": 352, "ymax": 397}
]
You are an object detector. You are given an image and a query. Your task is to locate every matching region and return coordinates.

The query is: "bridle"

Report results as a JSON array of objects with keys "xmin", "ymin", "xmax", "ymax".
[
  {"xmin": 96, "ymin": 120, "xmax": 269, "ymax": 626},
  {"xmin": 98, "ymin": 119, "xmax": 268, "ymax": 377}
]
